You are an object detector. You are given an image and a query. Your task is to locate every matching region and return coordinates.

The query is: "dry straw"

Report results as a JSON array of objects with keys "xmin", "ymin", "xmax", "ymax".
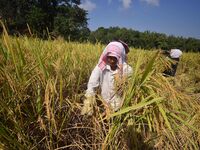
[{"xmin": 0, "ymin": 21, "xmax": 200, "ymax": 149}]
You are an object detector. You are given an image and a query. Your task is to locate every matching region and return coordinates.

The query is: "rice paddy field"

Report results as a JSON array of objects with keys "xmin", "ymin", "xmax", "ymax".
[{"xmin": 0, "ymin": 26, "xmax": 200, "ymax": 150}]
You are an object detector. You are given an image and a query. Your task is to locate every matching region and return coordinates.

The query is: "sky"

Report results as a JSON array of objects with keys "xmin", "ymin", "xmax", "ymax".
[{"xmin": 79, "ymin": 0, "xmax": 200, "ymax": 39}]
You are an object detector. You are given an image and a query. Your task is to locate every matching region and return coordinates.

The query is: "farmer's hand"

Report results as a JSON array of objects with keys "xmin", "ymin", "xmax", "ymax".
[
  {"xmin": 160, "ymin": 50, "xmax": 170, "ymax": 56},
  {"xmin": 81, "ymin": 95, "xmax": 95, "ymax": 116}
]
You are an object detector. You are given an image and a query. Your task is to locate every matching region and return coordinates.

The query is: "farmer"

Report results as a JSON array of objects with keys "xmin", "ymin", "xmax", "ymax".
[
  {"xmin": 162, "ymin": 49, "xmax": 182, "ymax": 77},
  {"xmin": 81, "ymin": 41, "xmax": 133, "ymax": 116}
]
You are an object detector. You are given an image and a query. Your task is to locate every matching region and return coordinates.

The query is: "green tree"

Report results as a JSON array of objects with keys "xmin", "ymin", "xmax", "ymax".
[
  {"xmin": 54, "ymin": 4, "xmax": 89, "ymax": 41},
  {"xmin": 89, "ymin": 27, "xmax": 200, "ymax": 51},
  {"xmin": 0, "ymin": 0, "xmax": 89, "ymax": 40}
]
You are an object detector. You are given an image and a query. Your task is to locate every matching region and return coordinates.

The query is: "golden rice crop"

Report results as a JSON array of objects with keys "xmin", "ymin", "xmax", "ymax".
[{"xmin": 0, "ymin": 24, "xmax": 200, "ymax": 149}]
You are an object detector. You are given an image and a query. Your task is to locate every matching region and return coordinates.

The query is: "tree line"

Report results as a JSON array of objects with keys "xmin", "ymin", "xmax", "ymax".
[
  {"xmin": 0, "ymin": 0, "xmax": 89, "ymax": 40},
  {"xmin": 0, "ymin": 0, "xmax": 200, "ymax": 52},
  {"xmin": 89, "ymin": 27, "xmax": 200, "ymax": 52}
]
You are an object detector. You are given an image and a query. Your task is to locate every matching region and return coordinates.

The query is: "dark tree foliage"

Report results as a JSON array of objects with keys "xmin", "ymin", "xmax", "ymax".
[
  {"xmin": 0, "ymin": 1, "xmax": 200, "ymax": 51},
  {"xmin": 89, "ymin": 27, "xmax": 200, "ymax": 52},
  {"xmin": 0, "ymin": 0, "xmax": 90, "ymax": 40},
  {"xmin": 54, "ymin": 4, "xmax": 89, "ymax": 41},
  {"xmin": 0, "ymin": 0, "xmax": 34, "ymax": 33}
]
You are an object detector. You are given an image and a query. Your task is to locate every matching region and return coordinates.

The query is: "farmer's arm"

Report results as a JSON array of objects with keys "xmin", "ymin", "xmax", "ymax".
[
  {"xmin": 85, "ymin": 65, "xmax": 101, "ymax": 97},
  {"xmin": 81, "ymin": 65, "xmax": 101, "ymax": 116},
  {"xmin": 160, "ymin": 49, "xmax": 170, "ymax": 56}
]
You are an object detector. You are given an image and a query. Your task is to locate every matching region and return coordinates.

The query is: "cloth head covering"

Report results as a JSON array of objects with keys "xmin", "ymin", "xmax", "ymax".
[
  {"xmin": 170, "ymin": 49, "xmax": 182, "ymax": 58},
  {"xmin": 98, "ymin": 43, "xmax": 125, "ymax": 73},
  {"xmin": 117, "ymin": 40, "xmax": 129, "ymax": 54},
  {"xmin": 107, "ymin": 52, "xmax": 120, "ymax": 60}
]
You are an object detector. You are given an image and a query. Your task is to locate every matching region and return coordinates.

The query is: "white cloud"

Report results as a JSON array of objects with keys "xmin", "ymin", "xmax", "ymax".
[
  {"xmin": 141, "ymin": 0, "xmax": 160, "ymax": 6},
  {"xmin": 79, "ymin": 0, "xmax": 96, "ymax": 11},
  {"xmin": 119, "ymin": 0, "xmax": 132, "ymax": 9}
]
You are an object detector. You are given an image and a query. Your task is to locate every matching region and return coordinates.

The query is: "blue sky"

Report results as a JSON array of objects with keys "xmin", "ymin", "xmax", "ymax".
[{"xmin": 79, "ymin": 0, "xmax": 200, "ymax": 39}]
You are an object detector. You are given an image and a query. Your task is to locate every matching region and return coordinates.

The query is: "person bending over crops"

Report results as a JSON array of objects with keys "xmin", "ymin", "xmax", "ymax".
[
  {"xmin": 81, "ymin": 41, "xmax": 133, "ymax": 116},
  {"xmin": 162, "ymin": 49, "xmax": 182, "ymax": 77}
]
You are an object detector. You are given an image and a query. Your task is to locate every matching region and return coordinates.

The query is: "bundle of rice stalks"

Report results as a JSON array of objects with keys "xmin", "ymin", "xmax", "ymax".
[
  {"xmin": 99, "ymin": 51, "xmax": 200, "ymax": 150},
  {"xmin": 0, "ymin": 22, "xmax": 199, "ymax": 149}
]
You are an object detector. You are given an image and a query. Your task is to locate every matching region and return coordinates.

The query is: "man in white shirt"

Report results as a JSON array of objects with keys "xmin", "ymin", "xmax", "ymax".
[{"xmin": 81, "ymin": 41, "xmax": 133, "ymax": 116}]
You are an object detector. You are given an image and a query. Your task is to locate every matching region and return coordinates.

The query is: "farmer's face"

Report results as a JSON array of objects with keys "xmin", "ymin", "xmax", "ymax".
[{"xmin": 107, "ymin": 56, "xmax": 118, "ymax": 68}]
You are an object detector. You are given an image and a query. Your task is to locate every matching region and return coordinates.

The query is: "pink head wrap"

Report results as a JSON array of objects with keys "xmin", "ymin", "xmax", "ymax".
[{"xmin": 98, "ymin": 44, "xmax": 125, "ymax": 72}]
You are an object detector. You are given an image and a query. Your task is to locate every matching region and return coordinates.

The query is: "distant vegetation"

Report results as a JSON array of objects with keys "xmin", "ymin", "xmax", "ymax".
[
  {"xmin": 89, "ymin": 27, "xmax": 200, "ymax": 52},
  {"xmin": 0, "ymin": 0, "xmax": 200, "ymax": 51}
]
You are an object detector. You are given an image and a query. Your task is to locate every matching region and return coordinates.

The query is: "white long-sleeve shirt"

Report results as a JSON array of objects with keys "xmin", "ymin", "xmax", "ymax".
[{"xmin": 86, "ymin": 63, "xmax": 133, "ymax": 110}]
